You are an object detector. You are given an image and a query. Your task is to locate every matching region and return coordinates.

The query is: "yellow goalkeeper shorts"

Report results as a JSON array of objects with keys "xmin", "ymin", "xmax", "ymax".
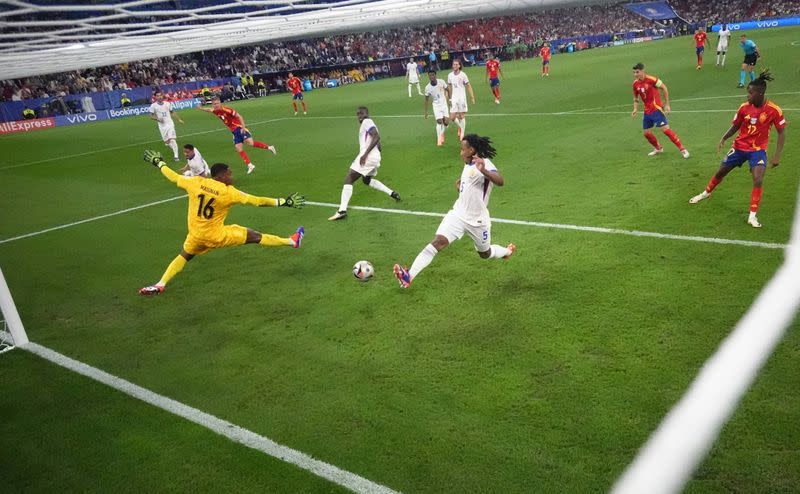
[{"xmin": 182, "ymin": 224, "xmax": 248, "ymax": 255}]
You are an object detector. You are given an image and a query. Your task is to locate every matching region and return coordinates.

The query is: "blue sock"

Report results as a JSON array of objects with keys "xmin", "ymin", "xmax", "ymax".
[
  {"xmin": 749, "ymin": 71, "xmax": 756, "ymax": 81},
  {"xmin": 740, "ymin": 70, "xmax": 746, "ymax": 85}
]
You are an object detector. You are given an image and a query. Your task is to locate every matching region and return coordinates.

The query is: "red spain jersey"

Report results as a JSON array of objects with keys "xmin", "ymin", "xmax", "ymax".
[
  {"xmin": 287, "ymin": 77, "xmax": 302, "ymax": 95},
  {"xmin": 486, "ymin": 60, "xmax": 500, "ymax": 79},
  {"xmin": 540, "ymin": 46, "xmax": 551, "ymax": 61},
  {"xmin": 632, "ymin": 75, "xmax": 664, "ymax": 114},
  {"xmin": 694, "ymin": 32, "xmax": 707, "ymax": 47},
  {"xmin": 212, "ymin": 105, "xmax": 243, "ymax": 131},
  {"xmin": 732, "ymin": 100, "xmax": 786, "ymax": 152}
]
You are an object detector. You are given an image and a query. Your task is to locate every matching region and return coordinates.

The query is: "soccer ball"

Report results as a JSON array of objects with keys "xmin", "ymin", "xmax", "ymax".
[{"xmin": 353, "ymin": 260, "xmax": 374, "ymax": 282}]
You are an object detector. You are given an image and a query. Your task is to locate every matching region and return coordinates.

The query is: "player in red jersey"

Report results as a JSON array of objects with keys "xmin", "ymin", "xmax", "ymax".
[
  {"xmin": 693, "ymin": 28, "xmax": 708, "ymax": 70},
  {"xmin": 286, "ymin": 72, "xmax": 307, "ymax": 115},
  {"xmin": 631, "ymin": 63, "xmax": 689, "ymax": 159},
  {"xmin": 539, "ymin": 43, "xmax": 551, "ymax": 77},
  {"xmin": 485, "ymin": 53, "xmax": 504, "ymax": 104},
  {"xmin": 689, "ymin": 71, "xmax": 786, "ymax": 228},
  {"xmin": 198, "ymin": 96, "xmax": 276, "ymax": 175}
]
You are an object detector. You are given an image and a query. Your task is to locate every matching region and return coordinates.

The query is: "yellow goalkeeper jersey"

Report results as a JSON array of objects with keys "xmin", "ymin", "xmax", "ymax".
[{"xmin": 160, "ymin": 166, "xmax": 277, "ymax": 238}]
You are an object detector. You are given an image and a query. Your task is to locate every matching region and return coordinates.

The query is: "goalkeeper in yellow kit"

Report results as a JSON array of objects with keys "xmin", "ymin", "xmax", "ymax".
[{"xmin": 139, "ymin": 150, "xmax": 306, "ymax": 296}]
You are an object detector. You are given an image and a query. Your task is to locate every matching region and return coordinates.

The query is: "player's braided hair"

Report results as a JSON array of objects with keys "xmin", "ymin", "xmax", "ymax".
[
  {"xmin": 462, "ymin": 134, "xmax": 497, "ymax": 159},
  {"xmin": 748, "ymin": 68, "xmax": 774, "ymax": 93}
]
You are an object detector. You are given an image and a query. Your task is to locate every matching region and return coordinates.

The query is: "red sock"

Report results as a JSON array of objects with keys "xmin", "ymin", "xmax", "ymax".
[
  {"xmin": 663, "ymin": 129, "xmax": 684, "ymax": 150},
  {"xmin": 302, "ymin": 101, "xmax": 307, "ymax": 111},
  {"xmin": 292, "ymin": 102, "xmax": 297, "ymax": 112},
  {"xmin": 697, "ymin": 54, "xmax": 702, "ymax": 65},
  {"xmin": 644, "ymin": 131, "xmax": 660, "ymax": 149},
  {"xmin": 496, "ymin": 87, "xmax": 501, "ymax": 98},
  {"xmin": 750, "ymin": 186, "xmax": 763, "ymax": 212},
  {"xmin": 252, "ymin": 140, "xmax": 268, "ymax": 149},
  {"xmin": 238, "ymin": 150, "xmax": 250, "ymax": 164},
  {"xmin": 705, "ymin": 176, "xmax": 722, "ymax": 193}
]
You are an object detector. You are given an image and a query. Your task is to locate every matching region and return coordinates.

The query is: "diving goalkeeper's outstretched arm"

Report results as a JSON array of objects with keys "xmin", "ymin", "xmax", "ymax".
[{"xmin": 143, "ymin": 149, "xmax": 306, "ymax": 208}]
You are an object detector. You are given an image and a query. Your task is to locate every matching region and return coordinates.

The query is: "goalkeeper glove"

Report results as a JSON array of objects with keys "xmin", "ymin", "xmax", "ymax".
[
  {"xmin": 143, "ymin": 149, "xmax": 165, "ymax": 167},
  {"xmin": 279, "ymin": 192, "xmax": 306, "ymax": 209}
]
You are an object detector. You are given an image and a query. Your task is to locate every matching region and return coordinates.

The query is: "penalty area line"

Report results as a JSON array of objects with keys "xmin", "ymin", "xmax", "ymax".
[
  {"xmin": 22, "ymin": 342, "xmax": 400, "ymax": 494},
  {"xmin": 0, "ymin": 195, "xmax": 186, "ymax": 245},
  {"xmin": 306, "ymin": 201, "xmax": 787, "ymax": 250},
  {"xmin": 0, "ymin": 117, "xmax": 290, "ymax": 170},
  {"xmin": 8, "ymin": 91, "xmax": 800, "ymax": 170},
  {"xmin": 0, "ymin": 196, "xmax": 787, "ymax": 250}
]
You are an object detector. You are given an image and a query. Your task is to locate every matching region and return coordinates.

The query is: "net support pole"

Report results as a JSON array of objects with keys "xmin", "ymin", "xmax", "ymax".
[{"xmin": 0, "ymin": 266, "xmax": 29, "ymax": 347}]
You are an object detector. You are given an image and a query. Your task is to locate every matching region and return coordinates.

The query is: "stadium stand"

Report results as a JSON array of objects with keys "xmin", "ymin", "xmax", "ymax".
[{"xmin": 2, "ymin": 0, "xmax": 798, "ymax": 107}]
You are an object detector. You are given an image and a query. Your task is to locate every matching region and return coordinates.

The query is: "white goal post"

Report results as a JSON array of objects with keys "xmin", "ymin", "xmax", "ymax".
[
  {"xmin": 0, "ymin": 266, "xmax": 29, "ymax": 353},
  {"xmin": 613, "ymin": 183, "xmax": 800, "ymax": 494}
]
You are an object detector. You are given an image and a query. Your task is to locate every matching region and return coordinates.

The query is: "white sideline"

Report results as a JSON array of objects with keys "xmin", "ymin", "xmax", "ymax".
[
  {"xmin": 21, "ymin": 342, "xmax": 399, "ymax": 494},
  {"xmin": 0, "ymin": 117, "xmax": 287, "ymax": 170},
  {"xmin": 612, "ymin": 182, "xmax": 800, "ymax": 494},
  {"xmin": 0, "ymin": 197, "xmax": 787, "ymax": 250},
  {"xmin": 0, "ymin": 195, "xmax": 185, "ymax": 245}
]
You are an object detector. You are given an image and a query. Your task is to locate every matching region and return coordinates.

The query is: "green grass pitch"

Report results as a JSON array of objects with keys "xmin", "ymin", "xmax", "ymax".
[{"xmin": 2, "ymin": 27, "xmax": 800, "ymax": 493}]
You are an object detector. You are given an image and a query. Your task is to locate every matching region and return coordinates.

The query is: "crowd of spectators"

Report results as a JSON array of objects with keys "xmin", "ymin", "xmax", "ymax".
[
  {"xmin": 670, "ymin": 0, "xmax": 800, "ymax": 25},
  {"xmin": 2, "ymin": 0, "xmax": 796, "ymax": 103},
  {"xmin": 438, "ymin": 3, "xmax": 654, "ymax": 51}
]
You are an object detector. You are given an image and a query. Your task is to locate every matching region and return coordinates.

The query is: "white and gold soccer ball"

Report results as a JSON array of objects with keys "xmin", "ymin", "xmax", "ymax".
[{"xmin": 353, "ymin": 260, "xmax": 374, "ymax": 282}]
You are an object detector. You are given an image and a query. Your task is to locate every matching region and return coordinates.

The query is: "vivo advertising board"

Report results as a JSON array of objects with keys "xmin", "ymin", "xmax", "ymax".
[
  {"xmin": 712, "ymin": 17, "xmax": 800, "ymax": 32},
  {"xmin": 54, "ymin": 112, "xmax": 109, "ymax": 126}
]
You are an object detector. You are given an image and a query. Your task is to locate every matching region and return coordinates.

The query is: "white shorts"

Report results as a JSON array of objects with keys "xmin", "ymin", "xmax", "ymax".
[
  {"xmin": 350, "ymin": 157, "xmax": 381, "ymax": 177},
  {"xmin": 436, "ymin": 210, "xmax": 491, "ymax": 252},
  {"xmin": 717, "ymin": 42, "xmax": 728, "ymax": 52},
  {"xmin": 432, "ymin": 103, "xmax": 449, "ymax": 120},
  {"xmin": 159, "ymin": 124, "xmax": 176, "ymax": 142},
  {"xmin": 450, "ymin": 98, "xmax": 468, "ymax": 114},
  {"xmin": 408, "ymin": 77, "xmax": 419, "ymax": 84}
]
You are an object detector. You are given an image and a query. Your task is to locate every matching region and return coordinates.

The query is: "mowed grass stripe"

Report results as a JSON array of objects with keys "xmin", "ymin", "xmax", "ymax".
[
  {"xmin": 23, "ymin": 342, "xmax": 401, "ymax": 494},
  {"xmin": 5, "ymin": 92, "xmax": 798, "ymax": 171},
  {"xmin": 0, "ymin": 194, "xmax": 787, "ymax": 250}
]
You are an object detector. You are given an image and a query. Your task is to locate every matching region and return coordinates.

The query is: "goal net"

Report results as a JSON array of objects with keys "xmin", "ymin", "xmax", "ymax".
[{"xmin": 0, "ymin": 0, "xmax": 608, "ymax": 79}]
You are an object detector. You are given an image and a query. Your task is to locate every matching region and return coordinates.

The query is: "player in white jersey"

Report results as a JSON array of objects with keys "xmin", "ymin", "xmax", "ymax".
[
  {"xmin": 716, "ymin": 24, "xmax": 731, "ymax": 66},
  {"xmin": 178, "ymin": 144, "xmax": 211, "ymax": 177},
  {"xmin": 446, "ymin": 59, "xmax": 476, "ymax": 140},
  {"xmin": 393, "ymin": 134, "xmax": 516, "ymax": 288},
  {"xmin": 423, "ymin": 69, "xmax": 450, "ymax": 147},
  {"xmin": 329, "ymin": 106, "xmax": 401, "ymax": 221},
  {"xmin": 406, "ymin": 58, "xmax": 423, "ymax": 97},
  {"xmin": 148, "ymin": 90, "xmax": 184, "ymax": 162}
]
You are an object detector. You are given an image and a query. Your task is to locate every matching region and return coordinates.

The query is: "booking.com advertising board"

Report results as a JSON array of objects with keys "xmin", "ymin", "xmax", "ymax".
[
  {"xmin": 711, "ymin": 16, "xmax": 800, "ymax": 32},
  {"xmin": 0, "ymin": 98, "xmax": 202, "ymax": 134}
]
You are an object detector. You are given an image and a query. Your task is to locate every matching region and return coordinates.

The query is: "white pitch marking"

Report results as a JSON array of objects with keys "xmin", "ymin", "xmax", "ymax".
[
  {"xmin": 6, "ymin": 90, "xmax": 799, "ymax": 170},
  {"xmin": 23, "ymin": 342, "xmax": 400, "ymax": 494},
  {"xmin": 0, "ymin": 195, "xmax": 185, "ymax": 244},
  {"xmin": 0, "ymin": 198, "xmax": 787, "ymax": 250},
  {"xmin": 567, "ymin": 90, "xmax": 800, "ymax": 112},
  {"xmin": 307, "ymin": 201, "xmax": 786, "ymax": 250},
  {"xmin": 0, "ymin": 117, "xmax": 289, "ymax": 170}
]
